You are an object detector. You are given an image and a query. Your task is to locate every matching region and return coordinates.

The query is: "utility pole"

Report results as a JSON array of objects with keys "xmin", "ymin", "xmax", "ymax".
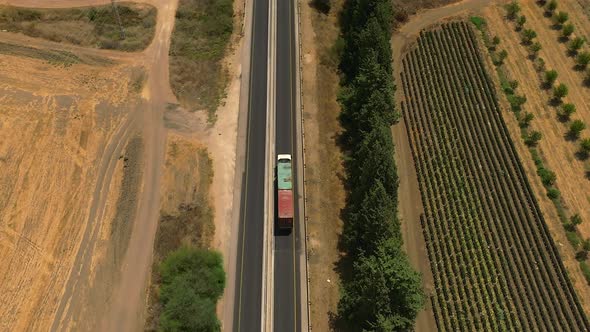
[{"xmin": 111, "ymin": 0, "xmax": 126, "ymax": 40}]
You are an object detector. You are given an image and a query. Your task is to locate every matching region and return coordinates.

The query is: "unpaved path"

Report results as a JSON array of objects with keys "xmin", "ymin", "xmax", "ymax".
[
  {"xmin": 390, "ymin": 1, "xmax": 505, "ymax": 330},
  {"xmin": 0, "ymin": 0, "xmax": 179, "ymax": 330}
]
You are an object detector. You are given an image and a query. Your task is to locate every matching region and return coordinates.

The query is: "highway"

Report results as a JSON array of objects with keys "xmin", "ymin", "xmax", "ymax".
[
  {"xmin": 232, "ymin": 0, "xmax": 268, "ymax": 329},
  {"xmin": 273, "ymin": 0, "xmax": 302, "ymax": 330},
  {"xmin": 233, "ymin": 0, "xmax": 301, "ymax": 330}
]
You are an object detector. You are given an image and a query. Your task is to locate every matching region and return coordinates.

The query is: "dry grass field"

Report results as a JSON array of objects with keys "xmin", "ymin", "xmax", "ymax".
[{"xmin": 0, "ymin": 51, "xmax": 144, "ymax": 330}]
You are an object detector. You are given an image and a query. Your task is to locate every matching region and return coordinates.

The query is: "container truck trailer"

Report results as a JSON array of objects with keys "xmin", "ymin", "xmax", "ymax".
[{"xmin": 277, "ymin": 154, "xmax": 293, "ymax": 230}]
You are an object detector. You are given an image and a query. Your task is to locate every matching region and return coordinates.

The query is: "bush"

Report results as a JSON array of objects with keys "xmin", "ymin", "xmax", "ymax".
[
  {"xmin": 569, "ymin": 120, "xmax": 586, "ymax": 139},
  {"xmin": 470, "ymin": 16, "xmax": 486, "ymax": 30},
  {"xmin": 566, "ymin": 230, "xmax": 581, "ymax": 248},
  {"xmin": 537, "ymin": 167, "xmax": 556, "ymax": 186},
  {"xmin": 580, "ymin": 262, "xmax": 590, "ymax": 285},
  {"xmin": 312, "ymin": 0, "xmax": 331, "ymax": 13},
  {"xmin": 547, "ymin": 187, "xmax": 560, "ymax": 199},
  {"xmin": 525, "ymin": 131, "xmax": 542, "ymax": 146},
  {"xmin": 159, "ymin": 247, "xmax": 225, "ymax": 332}
]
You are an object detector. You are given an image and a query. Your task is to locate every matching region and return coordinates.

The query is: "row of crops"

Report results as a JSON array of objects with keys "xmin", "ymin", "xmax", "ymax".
[{"xmin": 401, "ymin": 21, "xmax": 590, "ymax": 331}]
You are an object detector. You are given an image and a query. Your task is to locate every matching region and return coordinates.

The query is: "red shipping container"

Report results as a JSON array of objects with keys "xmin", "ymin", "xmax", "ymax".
[{"xmin": 278, "ymin": 189, "xmax": 294, "ymax": 220}]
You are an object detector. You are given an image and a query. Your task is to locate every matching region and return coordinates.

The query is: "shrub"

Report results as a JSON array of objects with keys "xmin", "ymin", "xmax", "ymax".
[
  {"xmin": 569, "ymin": 120, "xmax": 586, "ymax": 139},
  {"xmin": 537, "ymin": 167, "xmax": 556, "ymax": 186},
  {"xmin": 562, "ymin": 23, "xmax": 574, "ymax": 38},
  {"xmin": 553, "ymin": 83, "xmax": 568, "ymax": 100},
  {"xmin": 312, "ymin": 0, "xmax": 331, "ymax": 13},
  {"xmin": 547, "ymin": 187, "xmax": 560, "ymax": 199},
  {"xmin": 159, "ymin": 247, "xmax": 225, "ymax": 332},
  {"xmin": 470, "ymin": 16, "xmax": 486, "ymax": 30},
  {"xmin": 580, "ymin": 262, "xmax": 590, "ymax": 285},
  {"xmin": 546, "ymin": 0, "xmax": 558, "ymax": 14},
  {"xmin": 580, "ymin": 138, "xmax": 590, "ymax": 156},
  {"xmin": 519, "ymin": 112, "xmax": 534, "ymax": 128},
  {"xmin": 576, "ymin": 52, "xmax": 590, "ymax": 69},
  {"xmin": 529, "ymin": 42, "xmax": 542, "ymax": 58},
  {"xmin": 571, "ymin": 214, "xmax": 583, "ymax": 226},
  {"xmin": 568, "ymin": 37, "xmax": 586, "ymax": 54},
  {"xmin": 544, "ymin": 69, "xmax": 558, "ymax": 87},
  {"xmin": 505, "ymin": 1, "xmax": 521, "ymax": 20},
  {"xmin": 566, "ymin": 231, "xmax": 581, "ymax": 248},
  {"xmin": 559, "ymin": 103, "xmax": 576, "ymax": 120},
  {"xmin": 525, "ymin": 131, "xmax": 543, "ymax": 146},
  {"xmin": 521, "ymin": 29, "xmax": 537, "ymax": 44},
  {"xmin": 553, "ymin": 11, "xmax": 569, "ymax": 27}
]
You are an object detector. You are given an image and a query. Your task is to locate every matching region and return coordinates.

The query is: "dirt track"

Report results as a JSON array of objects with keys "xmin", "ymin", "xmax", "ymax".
[{"xmin": 0, "ymin": 0, "xmax": 176, "ymax": 330}]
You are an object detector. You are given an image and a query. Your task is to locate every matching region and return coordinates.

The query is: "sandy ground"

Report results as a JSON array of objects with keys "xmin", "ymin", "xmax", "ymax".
[
  {"xmin": 299, "ymin": 1, "xmax": 346, "ymax": 331},
  {"xmin": 482, "ymin": 0, "xmax": 590, "ymax": 316}
]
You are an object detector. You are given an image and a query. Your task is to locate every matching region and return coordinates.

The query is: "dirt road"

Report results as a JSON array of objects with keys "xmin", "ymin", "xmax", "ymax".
[
  {"xmin": 0, "ymin": 0, "xmax": 179, "ymax": 330},
  {"xmin": 390, "ymin": 1, "xmax": 505, "ymax": 330}
]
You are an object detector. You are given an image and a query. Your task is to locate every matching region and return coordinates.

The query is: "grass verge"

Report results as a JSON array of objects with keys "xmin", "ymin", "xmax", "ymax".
[
  {"xmin": 0, "ymin": 3, "xmax": 156, "ymax": 51},
  {"xmin": 145, "ymin": 146, "xmax": 221, "ymax": 331},
  {"xmin": 169, "ymin": 0, "xmax": 234, "ymax": 121}
]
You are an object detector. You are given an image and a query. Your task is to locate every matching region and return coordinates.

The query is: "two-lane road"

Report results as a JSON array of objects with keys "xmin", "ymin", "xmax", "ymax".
[{"xmin": 233, "ymin": 0, "xmax": 301, "ymax": 330}]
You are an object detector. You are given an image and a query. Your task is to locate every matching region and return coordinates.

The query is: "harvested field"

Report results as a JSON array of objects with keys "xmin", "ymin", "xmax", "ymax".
[
  {"xmin": 0, "ymin": 52, "xmax": 144, "ymax": 331},
  {"xmin": 401, "ymin": 22, "xmax": 589, "ymax": 330},
  {"xmin": 0, "ymin": 3, "xmax": 156, "ymax": 51}
]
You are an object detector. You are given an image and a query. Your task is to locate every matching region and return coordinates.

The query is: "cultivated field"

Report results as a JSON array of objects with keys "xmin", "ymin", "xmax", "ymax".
[{"xmin": 401, "ymin": 22, "xmax": 589, "ymax": 330}]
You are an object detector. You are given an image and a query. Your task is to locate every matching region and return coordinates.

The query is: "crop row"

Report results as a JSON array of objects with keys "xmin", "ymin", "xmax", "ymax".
[{"xmin": 401, "ymin": 22, "xmax": 589, "ymax": 331}]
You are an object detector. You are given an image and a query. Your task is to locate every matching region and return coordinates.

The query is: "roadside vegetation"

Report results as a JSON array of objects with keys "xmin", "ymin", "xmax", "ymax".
[
  {"xmin": 145, "ymin": 145, "xmax": 223, "ymax": 331},
  {"xmin": 0, "ymin": 3, "xmax": 156, "ymax": 51},
  {"xmin": 402, "ymin": 21, "xmax": 589, "ymax": 330},
  {"xmin": 168, "ymin": 0, "xmax": 234, "ymax": 121},
  {"xmin": 336, "ymin": 0, "xmax": 425, "ymax": 330}
]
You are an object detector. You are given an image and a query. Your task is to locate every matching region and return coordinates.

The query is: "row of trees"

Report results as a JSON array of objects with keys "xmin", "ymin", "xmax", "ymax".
[
  {"xmin": 504, "ymin": 1, "xmax": 590, "ymax": 285},
  {"xmin": 336, "ymin": 0, "xmax": 424, "ymax": 330}
]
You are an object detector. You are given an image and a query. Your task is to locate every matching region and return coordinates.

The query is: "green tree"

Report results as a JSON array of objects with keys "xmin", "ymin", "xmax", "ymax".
[
  {"xmin": 521, "ymin": 29, "xmax": 537, "ymax": 44},
  {"xmin": 529, "ymin": 42, "xmax": 542, "ymax": 58},
  {"xmin": 576, "ymin": 52, "xmax": 590, "ymax": 69},
  {"xmin": 568, "ymin": 37, "xmax": 586, "ymax": 54},
  {"xmin": 344, "ymin": 180, "xmax": 399, "ymax": 257},
  {"xmin": 583, "ymin": 239, "xmax": 590, "ymax": 251},
  {"xmin": 338, "ymin": 238, "xmax": 425, "ymax": 331},
  {"xmin": 505, "ymin": 1, "xmax": 521, "ymax": 20},
  {"xmin": 553, "ymin": 83, "xmax": 568, "ymax": 100},
  {"xmin": 493, "ymin": 35, "xmax": 501, "ymax": 47},
  {"xmin": 312, "ymin": 0, "xmax": 330, "ymax": 13},
  {"xmin": 516, "ymin": 15, "xmax": 527, "ymax": 30},
  {"xmin": 562, "ymin": 23, "xmax": 575, "ymax": 38},
  {"xmin": 559, "ymin": 103, "xmax": 576, "ymax": 120},
  {"xmin": 537, "ymin": 167, "xmax": 557, "ymax": 186},
  {"xmin": 553, "ymin": 11, "xmax": 569, "ymax": 27},
  {"xmin": 519, "ymin": 112, "xmax": 535, "ymax": 128},
  {"xmin": 546, "ymin": 0, "xmax": 558, "ymax": 14},
  {"xmin": 495, "ymin": 49, "xmax": 508, "ymax": 65},
  {"xmin": 569, "ymin": 120, "xmax": 586, "ymax": 139},
  {"xmin": 508, "ymin": 94, "xmax": 527, "ymax": 111},
  {"xmin": 158, "ymin": 247, "xmax": 226, "ymax": 332},
  {"xmin": 525, "ymin": 131, "xmax": 543, "ymax": 146},
  {"xmin": 579, "ymin": 138, "xmax": 590, "ymax": 156},
  {"xmin": 571, "ymin": 214, "xmax": 583, "ymax": 226},
  {"xmin": 544, "ymin": 69, "xmax": 558, "ymax": 87}
]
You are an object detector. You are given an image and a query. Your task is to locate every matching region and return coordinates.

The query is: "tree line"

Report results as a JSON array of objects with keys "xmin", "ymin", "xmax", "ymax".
[{"xmin": 336, "ymin": 0, "xmax": 424, "ymax": 330}]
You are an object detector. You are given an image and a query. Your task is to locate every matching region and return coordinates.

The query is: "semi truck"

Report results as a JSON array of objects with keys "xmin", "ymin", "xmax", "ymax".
[{"xmin": 277, "ymin": 154, "xmax": 293, "ymax": 230}]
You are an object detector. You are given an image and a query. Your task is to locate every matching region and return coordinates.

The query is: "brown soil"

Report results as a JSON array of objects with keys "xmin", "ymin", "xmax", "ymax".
[
  {"xmin": 299, "ymin": 1, "xmax": 346, "ymax": 331},
  {"xmin": 482, "ymin": 0, "xmax": 590, "ymax": 316}
]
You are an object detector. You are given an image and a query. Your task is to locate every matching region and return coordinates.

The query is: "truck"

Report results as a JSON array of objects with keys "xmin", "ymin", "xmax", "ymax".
[{"xmin": 277, "ymin": 154, "xmax": 293, "ymax": 230}]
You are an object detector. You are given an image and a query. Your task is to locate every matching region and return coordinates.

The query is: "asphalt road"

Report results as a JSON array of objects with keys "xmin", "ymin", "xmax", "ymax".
[
  {"xmin": 273, "ymin": 0, "xmax": 301, "ymax": 330},
  {"xmin": 232, "ymin": 0, "xmax": 269, "ymax": 329}
]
